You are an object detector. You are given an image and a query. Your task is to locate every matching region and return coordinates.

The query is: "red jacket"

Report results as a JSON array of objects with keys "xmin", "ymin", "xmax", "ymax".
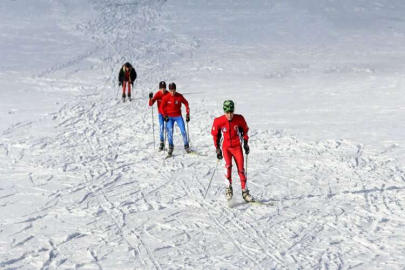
[
  {"xmin": 149, "ymin": 91, "xmax": 168, "ymax": 115},
  {"xmin": 211, "ymin": 114, "xmax": 249, "ymax": 149},
  {"xmin": 161, "ymin": 92, "xmax": 190, "ymax": 117}
]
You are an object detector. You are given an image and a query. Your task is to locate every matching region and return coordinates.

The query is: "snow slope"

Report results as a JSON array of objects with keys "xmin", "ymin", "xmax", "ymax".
[{"xmin": 1, "ymin": 0, "xmax": 405, "ymax": 269}]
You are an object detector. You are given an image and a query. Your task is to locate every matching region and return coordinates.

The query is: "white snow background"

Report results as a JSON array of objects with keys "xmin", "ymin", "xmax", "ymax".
[{"xmin": 1, "ymin": 0, "xmax": 405, "ymax": 269}]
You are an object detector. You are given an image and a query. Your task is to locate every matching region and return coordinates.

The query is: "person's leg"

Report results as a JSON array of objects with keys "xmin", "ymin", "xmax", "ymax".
[
  {"xmin": 158, "ymin": 114, "xmax": 165, "ymax": 150},
  {"xmin": 223, "ymin": 147, "xmax": 233, "ymax": 187},
  {"xmin": 174, "ymin": 116, "xmax": 188, "ymax": 146},
  {"xmin": 231, "ymin": 147, "xmax": 253, "ymax": 201},
  {"xmin": 122, "ymin": 82, "xmax": 126, "ymax": 97},
  {"xmin": 223, "ymin": 147, "xmax": 234, "ymax": 199},
  {"xmin": 158, "ymin": 114, "xmax": 164, "ymax": 142},
  {"xmin": 232, "ymin": 147, "xmax": 247, "ymax": 190},
  {"xmin": 166, "ymin": 118, "xmax": 175, "ymax": 147},
  {"xmin": 127, "ymin": 82, "xmax": 131, "ymax": 97}
]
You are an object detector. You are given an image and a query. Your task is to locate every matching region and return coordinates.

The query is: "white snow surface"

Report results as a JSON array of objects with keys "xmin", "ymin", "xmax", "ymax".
[{"xmin": 1, "ymin": 0, "xmax": 405, "ymax": 269}]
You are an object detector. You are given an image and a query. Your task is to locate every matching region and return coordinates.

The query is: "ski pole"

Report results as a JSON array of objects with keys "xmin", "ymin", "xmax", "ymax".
[
  {"xmin": 186, "ymin": 121, "xmax": 190, "ymax": 146},
  {"xmin": 245, "ymin": 154, "xmax": 248, "ymax": 180},
  {"xmin": 151, "ymin": 106, "xmax": 155, "ymax": 149},
  {"xmin": 116, "ymin": 85, "xmax": 120, "ymax": 100},
  {"xmin": 204, "ymin": 159, "xmax": 220, "ymax": 199},
  {"xmin": 164, "ymin": 127, "xmax": 167, "ymax": 152}
]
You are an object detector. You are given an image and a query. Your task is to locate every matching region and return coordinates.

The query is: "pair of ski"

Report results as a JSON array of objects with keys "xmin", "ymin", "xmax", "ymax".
[
  {"xmin": 164, "ymin": 149, "xmax": 197, "ymax": 159},
  {"xmin": 227, "ymin": 199, "xmax": 274, "ymax": 208},
  {"xmin": 122, "ymin": 97, "xmax": 132, "ymax": 102}
]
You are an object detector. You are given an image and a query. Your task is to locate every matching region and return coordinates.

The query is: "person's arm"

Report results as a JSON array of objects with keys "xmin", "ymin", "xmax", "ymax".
[
  {"xmin": 162, "ymin": 96, "xmax": 170, "ymax": 122},
  {"xmin": 161, "ymin": 95, "xmax": 168, "ymax": 116},
  {"xmin": 240, "ymin": 116, "xmax": 250, "ymax": 154},
  {"xmin": 211, "ymin": 119, "xmax": 222, "ymax": 149},
  {"xmin": 149, "ymin": 92, "xmax": 158, "ymax": 106},
  {"xmin": 181, "ymin": 95, "xmax": 190, "ymax": 115},
  {"xmin": 211, "ymin": 119, "xmax": 223, "ymax": 159},
  {"xmin": 131, "ymin": 68, "xmax": 137, "ymax": 84},
  {"xmin": 118, "ymin": 69, "xmax": 123, "ymax": 85},
  {"xmin": 240, "ymin": 116, "xmax": 249, "ymax": 142}
]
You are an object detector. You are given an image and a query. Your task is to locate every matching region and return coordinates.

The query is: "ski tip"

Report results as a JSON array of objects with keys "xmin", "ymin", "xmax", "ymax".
[
  {"xmin": 185, "ymin": 150, "xmax": 199, "ymax": 156},
  {"xmin": 249, "ymin": 201, "xmax": 274, "ymax": 206}
]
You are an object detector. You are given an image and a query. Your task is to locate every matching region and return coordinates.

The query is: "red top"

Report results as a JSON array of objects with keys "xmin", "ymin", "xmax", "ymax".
[
  {"xmin": 149, "ymin": 91, "xmax": 168, "ymax": 115},
  {"xmin": 161, "ymin": 92, "xmax": 190, "ymax": 117},
  {"xmin": 211, "ymin": 114, "xmax": 249, "ymax": 149}
]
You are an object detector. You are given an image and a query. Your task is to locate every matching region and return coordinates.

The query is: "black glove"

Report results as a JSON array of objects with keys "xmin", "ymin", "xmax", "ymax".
[
  {"xmin": 216, "ymin": 148, "xmax": 223, "ymax": 160},
  {"xmin": 149, "ymin": 92, "xmax": 153, "ymax": 99},
  {"xmin": 119, "ymin": 82, "xmax": 122, "ymax": 86},
  {"xmin": 164, "ymin": 116, "xmax": 169, "ymax": 122},
  {"xmin": 243, "ymin": 139, "xmax": 250, "ymax": 155},
  {"xmin": 186, "ymin": 114, "xmax": 190, "ymax": 122}
]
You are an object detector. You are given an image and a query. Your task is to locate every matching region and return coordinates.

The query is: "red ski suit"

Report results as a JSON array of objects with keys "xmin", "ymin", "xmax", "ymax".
[
  {"xmin": 211, "ymin": 114, "xmax": 249, "ymax": 189},
  {"xmin": 161, "ymin": 92, "xmax": 190, "ymax": 117},
  {"xmin": 149, "ymin": 90, "xmax": 168, "ymax": 114}
]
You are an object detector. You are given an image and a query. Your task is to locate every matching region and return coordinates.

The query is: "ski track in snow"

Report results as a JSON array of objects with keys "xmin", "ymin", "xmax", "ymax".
[{"xmin": 1, "ymin": 0, "xmax": 405, "ymax": 269}]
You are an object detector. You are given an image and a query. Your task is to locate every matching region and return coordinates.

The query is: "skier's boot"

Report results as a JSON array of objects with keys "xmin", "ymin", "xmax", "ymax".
[
  {"xmin": 159, "ymin": 141, "xmax": 164, "ymax": 151},
  {"xmin": 184, "ymin": 143, "xmax": 191, "ymax": 153},
  {"xmin": 168, "ymin": 145, "xmax": 174, "ymax": 156},
  {"xmin": 122, "ymin": 94, "xmax": 126, "ymax": 102},
  {"xmin": 226, "ymin": 185, "xmax": 233, "ymax": 201},
  {"xmin": 242, "ymin": 189, "xmax": 254, "ymax": 202},
  {"xmin": 128, "ymin": 93, "xmax": 132, "ymax": 102}
]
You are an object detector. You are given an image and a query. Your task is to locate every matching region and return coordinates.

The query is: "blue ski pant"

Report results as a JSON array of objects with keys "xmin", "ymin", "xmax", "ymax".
[
  {"xmin": 158, "ymin": 114, "xmax": 168, "ymax": 142},
  {"xmin": 167, "ymin": 116, "xmax": 188, "ymax": 147}
]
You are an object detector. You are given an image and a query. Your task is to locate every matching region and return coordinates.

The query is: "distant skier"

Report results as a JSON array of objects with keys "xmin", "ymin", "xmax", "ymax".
[
  {"xmin": 149, "ymin": 81, "xmax": 169, "ymax": 151},
  {"xmin": 161, "ymin": 82, "xmax": 190, "ymax": 156},
  {"xmin": 118, "ymin": 62, "xmax": 137, "ymax": 102},
  {"xmin": 211, "ymin": 100, "xmax": 253, "ymax": 202}
]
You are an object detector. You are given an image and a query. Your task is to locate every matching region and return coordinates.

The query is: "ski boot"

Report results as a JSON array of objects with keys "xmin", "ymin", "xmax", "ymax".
[
  {"xmin": 159, "ymin": 141, "xmax": 165, "ymax": 151},
  {"xmin": 226, "ymin": 185, "xmax": 233, "ymax": 201},
  {"xmin": 167, "ymin": 145, "xmax": 174, "ymax": 156},
  {"xmin": 242, "ymin": 189, "xmax": 254, "ymax": 202},
  {"xmin": 128, "ymin": 93, "xmax": 132, "ymax": 102},
  {"xmin": 122, "ymin": 94, "xmax": 126, "ymax": 102},
  {"xmin": 184, "ymin": 143, "xmax": 191, "ymax": 154}
]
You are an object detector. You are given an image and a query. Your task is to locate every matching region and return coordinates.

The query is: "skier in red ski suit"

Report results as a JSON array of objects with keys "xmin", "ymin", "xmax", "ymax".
[
  {"xmin": 211, "ymin": 100, "xmax": 253, "ymax": 202},
  {"xmin": 161, "ymin": 83, "xmax": 191, "ymax": 156},
  {"xmin": 149, "ymin": 81, "xmax": 169, "ymax": 151}
]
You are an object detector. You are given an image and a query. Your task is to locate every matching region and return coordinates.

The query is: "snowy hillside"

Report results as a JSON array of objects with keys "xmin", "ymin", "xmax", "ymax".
[{"xmin": 1, "ymin": 0, "xmax": 405, "ymax": 269}]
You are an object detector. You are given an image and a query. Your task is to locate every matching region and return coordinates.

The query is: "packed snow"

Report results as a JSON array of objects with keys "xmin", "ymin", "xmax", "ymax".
[{"xmin": 1, "ymin": 0, "xmax": 405, "ymax": 269}]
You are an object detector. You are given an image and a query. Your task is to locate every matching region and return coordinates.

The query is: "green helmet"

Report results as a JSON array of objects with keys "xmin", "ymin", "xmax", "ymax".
[{"xmin": 223, "ymin": 100, "xmax": 235, "ymax": 112}]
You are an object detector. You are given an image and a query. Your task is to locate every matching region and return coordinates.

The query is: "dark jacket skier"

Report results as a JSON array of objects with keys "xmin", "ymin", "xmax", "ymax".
[{"xmin": 118, "ymin": 62, "xmax": 137, "ymax": 101}]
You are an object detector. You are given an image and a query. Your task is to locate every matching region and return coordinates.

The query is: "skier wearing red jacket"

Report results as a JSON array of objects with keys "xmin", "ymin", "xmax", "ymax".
[
  {"xmin": 211, "ymin": 100, "xmax": 253, "ymax": 202},
  {"xmin": 161, "ymin": 83, "xmax": 191, "ymax": 156},
  {"xmin": 149, "ymin": 81, "xmax": 169, "ymax": 151}
]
